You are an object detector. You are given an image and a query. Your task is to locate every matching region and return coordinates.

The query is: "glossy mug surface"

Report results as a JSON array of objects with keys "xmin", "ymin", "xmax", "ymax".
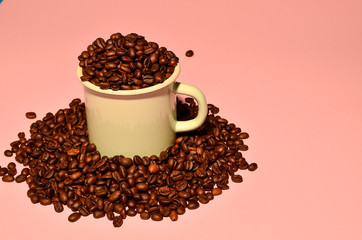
[{"xmin": 77, "ymin": 64, "xmax": 207, "ymax": 157}]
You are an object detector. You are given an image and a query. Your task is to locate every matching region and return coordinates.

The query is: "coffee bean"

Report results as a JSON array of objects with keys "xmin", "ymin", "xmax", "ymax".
[
  {"xmin": 30, "ymin": 195, "xmax": 39, "ymax": 204},
  {"xmin": 93, "ymin": 210, "xmax": 105, "ymax": 219},
  {"xmin": 68, "ymin": 213, "xmax": 81, "ymax": 222},
  {"xmin": 7, "ymin": 168, "xmax": 17, "ymax": 176},
  {"xmin": 151, "ymin": 213, "xmax": 163, "ymax": 221},
  {"xmin": 59, "ymin": 191, "xmax": 68, "ymax": 202},
  {"xmin": 0, "ymin": 168, "xmax": 8, "ymax": 176},
  {"xmin": 40, "ymin": 198, "xmax": 52, "ymax": 206},
  {"xmin": 248, "ymin": 163, "xmax": 258, "ymax": 171},
  {"xmin": 4, "ymin": 150, "xmax": 13, "ymax": 157},
  {"xmin": 70, "ymin": 172, "xmax": 82, "ymax": 180},
  {"xmin": 25, "ymin": 112, "xmax": 36, "ymax": 119},
  {"xmin": 239, "ymin": 132, "xmax": 249, "ymax": 139},
  {"xmin": 120, "ymin": 157, "xmax": 133, "ymax": 167},
  {"xmin": 175, "ymin": 180, "xmax": 188, "ymax": 191},
  {"xmin": 113, "ymin": 216, "xmax": 123, "ymax": 227},
  {"xmin": 7, "ymin": 162, "xmax": 16, "ymax": 169},
  {"xmin": 148, "ymin": 164, "xmax": 160, "ymax": 174},
  {"xmin": 212, "ymin": 188, "xmax": 222, "ymax": 196},
  {"xmin": 109, "ymin": 191, "xmax": 121, "ymax": 202},
  {"xmin": 136, "ymin": 183, "xmax": 149, "ymax": 192},
  {"xmin": 2, "ymin": 175, "xmax": 14, "ymax": 182},
  {"xmin": 231, "ymin": 175, "xmax": 243, "ymax": 183},
  {"xmin": 198, "ymin": 194, "xmax": 209, "ymax": 204},
  {"xmin": 54, "ymin": 202, "xmax": 64, "ymax": 213},
  {"xmin": 187, "ymin": 201, "xmax": 199, "ymax": 210},
  {"xmin": 127, "ymin": 208, "xmax": 137, "ymax": 216},
  {"xmin": 140, "ymin": 212, "xmax": 150, "ymax": 220},
  {"xmin": 169, "ymin": 210, "xmax": 178, "ymax": 221},
  {"xmin": 15, "ymin": 174, "xmax": 27, "ymax": 183},
  {"xmin": 185, "ymin": 50, "xmax": 194, "ymax": 57}
]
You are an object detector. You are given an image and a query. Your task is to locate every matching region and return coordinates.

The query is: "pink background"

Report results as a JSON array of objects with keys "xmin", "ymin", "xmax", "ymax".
[{"xmin": 0, "ymin": 0, "xmax": 361, "ymax": 239}]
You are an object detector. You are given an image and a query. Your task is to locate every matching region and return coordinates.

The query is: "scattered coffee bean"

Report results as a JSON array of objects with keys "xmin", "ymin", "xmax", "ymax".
[
  {"xmin": 7, "ymin": 162, "xmax": 16, "ymax": 169},
  {"xmin": 4, "ymin": 150, "xmax": 12, "ymax": 157},
  {"xmin": 248, "ymin": 163, "xmax": 258, "ymax": 171},
  {"xmin": 54, "ymin": 202, "xmax": 64, "ymax": 213},
  {"xmin": 68, "ymin": 213, "xmax": 81, "ymax": 222},
  {"xmin": 25, "ymin": 112, "xmax": 37, "ymax": 119},
  {"xmin": 0, "ymin": 168, "xmax": 8, "ymax": 176},
  {"xmin": 113, "ymin": 216, "xmax": 123, "ymax": 227},
  {"xmin": 2, "ymin": 175, "xmax": 14, "ymax": 182},
  {"xmin": 212, "ymin": 188, "xmax": 222, "ymax": 196},
  {"xmin": 185, "ymin": 50, "xmax": 194, "ymax": 57},
  {"xmin": 187, "ymin": 201, "xmax": 200, "ymax": 210},
  {"xmin": 93, "ymin": 210, "xmax": 105, "ymax": 219},
  {"xmin": 140, "ymin": 212, "xmax": 150, "ymax": 220},
  {"xmin": 15, "ymin": 174, "xmax": 27, "ymax": 183},
  {"xmin": 169, "ymin": 211, "xmax": 178, "ymax": 221},
  {"xmin": 231, "ymin": 175, "xmax": 243, "ymax": 183},
  {"xmin": 151, "ymin": 213, "xmax": 163, "ymax": 221}
]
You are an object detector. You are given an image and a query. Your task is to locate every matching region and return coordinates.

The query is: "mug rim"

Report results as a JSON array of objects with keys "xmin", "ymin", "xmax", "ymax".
[{"xmin": 77, "ymin": 63, "xmax": 180, "ymax": 96}]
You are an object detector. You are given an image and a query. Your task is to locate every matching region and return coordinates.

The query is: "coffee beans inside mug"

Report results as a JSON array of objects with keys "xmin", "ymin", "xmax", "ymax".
[{"xmin": 78, "ymin": 32, "xmax": 179, "ymax": 90}]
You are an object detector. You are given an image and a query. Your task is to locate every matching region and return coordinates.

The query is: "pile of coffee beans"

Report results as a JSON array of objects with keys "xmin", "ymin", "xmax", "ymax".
[
  {"xmin": 1, "ymin": 98, "xmax": 257, "ymax": 228},
  {"xmin": 78, "ymin": 33, "xmax": 179, "ymax": 91}
]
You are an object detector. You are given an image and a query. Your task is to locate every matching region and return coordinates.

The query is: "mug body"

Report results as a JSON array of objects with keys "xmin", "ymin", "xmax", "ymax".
[{"xmin": 84, "ymin": 85, "xmax": 177, "ymax": 157}]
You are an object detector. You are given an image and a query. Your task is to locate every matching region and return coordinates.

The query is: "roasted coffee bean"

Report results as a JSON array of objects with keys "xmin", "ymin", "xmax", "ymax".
[
  {"xmin": 231, "ymin": 174, "xmax": 243, "ymax": 183},
  {"xmin": 25, "ymin": 112, "xmax": 37, "ymax": 119},
  {"xmin": 30, "ymin": 195, "xmax": 39, "ymax": 204},
  {"xmin": 175, "ymin": 180, "xmax": 188, "ymax": 191},
  {"xmin": 248, "ymin": 163, "xmax": 258, "ymax": 171},
  {"xmin": 136, "ymin": 183, "xmax": 149, "ymax": 192},
  {"xmin": 187, "ymin": 200, "xmax": 200, "ymax": 210},
  {"xmin": 70, "ymin": 172, "xmax": 82, "ymax": 180},
  {"xmin": 109, "ymin": 191, "xmax": 121, "ymax": 202},
  {"xmin": 7, "ymin": 168, "xmax": 17, "ymax": 176},
  {"xmin": 113, "ymin": 216, "xmax": 123, "ymax": 227},
  {"xmin": 93, "ymin": 210, "xmax": 105, "ymax": 219},
  {"xmin": 15, "ymin": 174, "xmax": 27, "ymax": 183},
  {"xmin": 148, "ymin": 164, "xmax": 160, "ymax": 174},
  {"xmin": 127, "ymin": 208, "xmax": 137, "ymax": 216},
  {"xmin": 40, "ymin": 198, "xmax": 52, "ymax": 206},
  {"xmin": 7, "ymin": 162, "xmax": 16, "ymax": 169},
  {"xmin": 54, "ymin": 202, "xmax": 64, "ymax": 213},
  {"xmin": 169, "ymin": 210, "xmax": 178, "ymax": 221},
  {"xmin": 198, "ymin": 194, "xmax": 209, "ymax": 204},
  {"xmin": 212, "ymin": 188, "xmax": 222, "ymax": 196},
  {"xmin": 120, "ymin": 157, "xmax": 133, "ymax": 167},
  {"xmin": 185, "ymin": 50, "xmax": 194, "ymax": 57},
  {"xmin": 2, "ymin": 175, "xmax": 14, "ymax": 182},
  {"xmin": 151, "ymin": 213, "xmax": 163, "ymax": 221},
  {"xmin": 68, "ymin": 213, "xmax": 81, "ymax": 222},
  {"xmin": 0, "ymin": 168, "xmax": 8, "ymax": 176},
  {"xmin": 59, "ymin": 191, "xmax": 68, "ymax": 203},
  {"xmin": 140, "ymin": 212, "xmax": 150, "ymax": 220},
  {"xmin": 4, "ymin": 150, "xmax": 13, "ymax": 157}
]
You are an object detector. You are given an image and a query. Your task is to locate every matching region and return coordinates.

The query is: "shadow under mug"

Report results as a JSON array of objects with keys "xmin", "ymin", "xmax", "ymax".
[{"xmin": 77, "ymin": 63, "xmax": 208, "ymax": 158}]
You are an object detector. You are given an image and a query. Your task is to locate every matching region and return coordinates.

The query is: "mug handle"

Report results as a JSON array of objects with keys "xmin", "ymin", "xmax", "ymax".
[{"xmin": 172, "ymin": 82, "xmax": 208, "ymax": 132}]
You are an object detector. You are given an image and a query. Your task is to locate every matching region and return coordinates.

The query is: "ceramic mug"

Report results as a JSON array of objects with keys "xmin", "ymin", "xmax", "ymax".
[{"xmin": 77, "ymin": 63, "xmax": 207, "ymax": 157}]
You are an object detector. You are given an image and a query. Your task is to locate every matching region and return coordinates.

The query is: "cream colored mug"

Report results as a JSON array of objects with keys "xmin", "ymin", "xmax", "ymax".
[{"xmin": 77, "ymin": 64, "xmax": 207, "ymax": 157}]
